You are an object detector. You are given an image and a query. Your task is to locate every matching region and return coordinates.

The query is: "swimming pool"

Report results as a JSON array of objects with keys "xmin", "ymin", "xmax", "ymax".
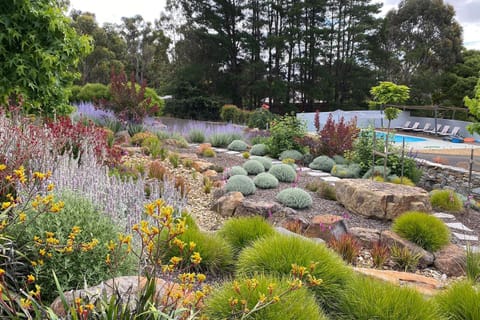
[{"xmin": 375, "ymin": 132, "xmax": 427, "ymax": 143}]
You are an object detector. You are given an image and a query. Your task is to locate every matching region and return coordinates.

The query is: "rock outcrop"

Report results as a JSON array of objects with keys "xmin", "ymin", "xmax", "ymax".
[{"xmin": 434, "ymin": 244, "xmax": 466, "ymax": 277}]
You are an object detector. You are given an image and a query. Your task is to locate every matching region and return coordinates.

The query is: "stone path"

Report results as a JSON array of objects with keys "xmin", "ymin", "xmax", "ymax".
[{"xmin": 433, "ymin": 212, "xmax": 479, "ymax": 251}]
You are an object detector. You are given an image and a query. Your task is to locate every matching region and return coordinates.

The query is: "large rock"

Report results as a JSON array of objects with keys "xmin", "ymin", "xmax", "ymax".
[
  {"xmin": 434, "ymin": 244, "xmax": 466, "ymax": 277},
  {"xmin": 275, "ymin": 227, "xmax": 325, "ymax": 244},
  {"xmin": 281, "ymin": 215, "xmax": 311, "ymax": 235},
  {"xmin": 349, "ymin": 227, "xmax": 381, "ymax": 249},
  {"xmin": 305, "ymin": 215, "xmax": 348, "ymax": 241},
  {"xmin": 234, "ymin": 200, "xmax": 282, "ymax": 217},
  {"xmin": 335, "ymin": 179, "xmax": 431, "ymax": 220},
  {"xmin": 381, "ymin": 230, "xmax": 434, "ymax": 267},
  {"xmin": 211, "ymin": 191, "xmax": 244, "ymax": 217},
  {"xmin": 51, "ymin": 276, "xmax": 193, "ymax": 317},
  {"xmin": 192, "ymin": 160, "xmax": 214, "ymax": 173}
]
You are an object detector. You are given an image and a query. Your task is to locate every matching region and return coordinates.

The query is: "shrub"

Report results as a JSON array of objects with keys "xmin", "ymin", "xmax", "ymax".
[
  {"xmin": 253, "ymin": 172, "xmax": 279, "ymax": 189},
  {"xmin": 209, "ymin": 133, "xmax": 238, "ymax": 148},
  {"xmin": 168, "ymin": 152, "xmax": 180, "ymax": 168},
  {"xmin": 226, "ymin": 175, "xmax": 256, "ymax": 195},
  {"xmin": 276, "ymin": 188, "xmax": 313, "ymax": 209},
  {"xmin": 338, "ymin": 275, "xmax": 439, "ymax": 320},
  {"xmin": 250, "ymin": 143, "xmax": 268, "ymax": 156},
  {"xmin": 250, "ymin": 156, "xmax": 273, "ymax": 170},
  {"xmin": 77, "ymin": 83, "xmax": 110, "ymax": 102},
  {"xmin": 392, "ymin": 211, "xmax": 450, "ymax": 252},
  {"xmin": 142, "ymin": 136, "xmax": 162, "ymax": 158},
  {"xmin": 430, "ymin": 189, "xmax": 463, "ymax": 213},
  {"xmin": 317, "ymin": 114, "xmax": 360, "ymax": 157},
  {"xmin": 249, "ymin": 134, "xmax": 270, "ymax": 146},
  {"xmin": 371, "ymin": 241, "xmax": 390, "ymax": 268},
  {"xmin": 329, "ymin": 234, "xmax": 361, "ymax": 264},
  {"xmin": 242, "ymin": 151, "xmax": 250, "ymax": 159},
  {"xmin": 227, "ymin": 166, "xmax": 248, "ymax": 177},
  {"xmin": 390, "ymin": 176, "xmax": 415, "ymax": 186},
  {"xmin": 163, "ymin": 96, "xmax": 222, "ymax": 121},
  {"xmin": 217, "ymin": 216, "xmax": 275, "ymax": 256},
  {"xmin": 149, "ymin": 160, "xmax": 168, "ymax": 180},
  {"xmin": 242, "ymin": 159, "xmax": 265, "ymax": 175},
  {"xmin": 333, "ymin": 155, "xmax": 347, "ymax": 164},
  {"xmin": 236, "ymin": 234, "xmax": 353, "ymax": 313},
  {"xmin": 202, "ymin": 147, "xmax": 216, "ymax": 158},
  {"xmin": 268, "ymin": 164, "xmax": 297, "ymax": 183},
  {"xmin": 390, "ymin": 245, "xmax": 421, "ymax": 272},
  {"xmin": 131, "ymin": 131, "xmax": 155, "ymax": 146},
  {"xmin": 247, "ymin": 108, "xmax": 276, "ymax": 129},
  {"xmin": 220, "ymin": 104, "xmax": 249, "ymax": 124},
  {"xmin": 362, "ymin": 165, "xmax": 391, "ymax": 179},
  {"xmin": 204, "ymin": 274, "xmax": 327, "ymax": 320},
  {"xmin": 228, "ymin": 139, "xmax": 249, "ymax": 151},
  {"xmin": 188, "ymin": 129, "xmax": 206, "ymax": 143},
  {"xmin": 266, "ymin": 113, "xmax": 306, "ymax": 158},
  {"xmin": 309, "ymin": 156, "xmax": 335, "ymax": 172},
  {"xmin": 331, "ymin": 164, "xmax": 357, "ymax": 178},
  {"xmin": 10, "ymin": 192, "xmax": 135, "ymax": 302},
  {"xmin": 434, "ymin": 280, "xmax": 480, "ymax": 320},
  {"xmin": 279, "ymin": 149, "xmax": 303, "ymax": 161}
]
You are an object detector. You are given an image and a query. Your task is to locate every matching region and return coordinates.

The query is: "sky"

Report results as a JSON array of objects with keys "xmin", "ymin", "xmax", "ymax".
[{"xmin": 69, "ymin": 0, "xmax": 480, "ymax": 50}]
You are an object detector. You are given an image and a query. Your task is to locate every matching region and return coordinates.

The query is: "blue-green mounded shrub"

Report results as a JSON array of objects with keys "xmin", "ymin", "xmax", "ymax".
[
  {"xmin": 204, "ymin": 274, "xmax": 328, "ymax": 320},
  {"xmin": 226, "ymin": 175, "xmax": 256, "ymax": 195},
  {"xmin": 236, "ymin": 234, "xmax": 353, "ymax": 313},
  {"xmin": 276, "ymin": 187, "xmax": 313, "ymax": 209},
  {"xmin": 250, "ymin": 143, "xmax": 268, "ymax": 156},
  {"xmin": 362, "ymin": 165, "xmax": 391, "ymax": 179},
  {"xmin": 242, "ymin": 159, "xmax": 265, "ymax": 175},
  {"xmin": 434, "ymin": 280, "xmax": 480, "ymax": 320},
  {"xmin": 268, "ymin": 164, "xmax": 297, "ymax": 183},
  {"xmin": 227, "ymin": 166, "xmax": 248, "ymax": 177},
  {"xmin": 253, "ymin": 172, "xmax": 279, "ymax": 189},
  {"xmin": 333, "ymin": 155, "xmax": 347, "ymax": 164},
  {"xmin": 250, "ymin": 156, "xmax": 273, "ymax": 170},
  {"xmin": 331, "ymin": 164, "xmax": 361, "ymax": 178},
  {"xmin": 279, "ymin": 149, "xmax": 303, "ymax": 161},
  {"xmin": 309, "ymin": 156, "xmax": 335, "ymax": 172},
  {"xmin": 228, "ymin": 139, "xmax": 249, "ymax": 151}
]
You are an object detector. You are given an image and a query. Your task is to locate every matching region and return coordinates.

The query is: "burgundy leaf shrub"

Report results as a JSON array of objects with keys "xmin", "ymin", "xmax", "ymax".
[{"xmin": 318, "ymin": 114, "xmax": 360, "ymax": 157}]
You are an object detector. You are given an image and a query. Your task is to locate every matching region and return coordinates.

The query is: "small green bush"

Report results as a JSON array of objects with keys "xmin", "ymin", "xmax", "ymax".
[
  {"xmin": 228, "ymin": 139, "xmax": 249, "ymax": 151},
  {"xmin": 268, "ymin": 164, "xmax": 297, "ymax": 183},
  {"xmin": 250, "ymin": 156, "xmax": 273, "ymax": 170},
  {"xmin": 333, "ymin": 155, "xmax": 347, "ymax": 164},
  {"xmin": 250, "ymin": 143, "xmax": 268, "ymax": 156},
  {"xmin": 279, "ymin": 149, "xmax": 303, "ymax": 161},
  {"xmin": 331, "ymin": 164, "xmax": 357, "ymax": 178},
  {"xmin": 392, "ymin": 211, "xmax": 450, "ymax": 252},
  {"xmin": 243, "ymin": 159, "xmax": 265, "ymax": 175},
  {"xmin": 362, "ymin": 165, "xmax": 391, "ymax": 179},
  {"xmin": 309, "ymin": 156, "xmax": 335, "ymax": 172},
  {"xmin": 434, "ymin": 280, "xmax": 480, "ymax": 320},
  {"xmin": 202, "ymin": 148, "xmax": 216, "ymax": 157},
  {"xmin": 188, "ymin": 129, "xmax": 206, "ymax": 143},
  {"xmin": 276, "ymin": 187, "xmax": 313, "ymax": 209},
  {"xmin": 226, "ymin": 175, "xmax": 256, "ymax": 195},
  {"xmin": 390, "ymin": 176, "xmax": 415, "ymax": 186},
  {"xmin": 217, "ymin": 216, "xmax": 275, "ymax": 256},
  {"xmin": 220, "ymin": 104, "xmax": 240, "ymax": 123},
  {"xmin": 204, "ymin": 274, "xmax": 327, "ymax": 320},
  {"xmin": 253, "ymin": 172, "xmax": 279, "ymax": 189},
  {"xmin": 250, "ymin": 135, "xmax": 270, "ymax": 146},
  {"xmin": 236, "ymin": 234, "xmax": 353, "ymax": 313},
  {"xmin": 430, "ymin": 189, "xmax": 463, "ymax": 213},
  {"xmin": 227, "ymin": 166, "xmax": 248, "ymax": 177},
  {"xmin": 247, "ymin": 108, "xmax": 277, "ymax": 129},
  {"xmin": 77, "ymin": 83, "xmax": 110, "ymax": 101},
  {"xmin": 266, "ymin": 113, "xmax": 306, "ymax": 157},
  {"xmin": 338, "ymin": 275, "xmax": 439, "ymax": 320}
]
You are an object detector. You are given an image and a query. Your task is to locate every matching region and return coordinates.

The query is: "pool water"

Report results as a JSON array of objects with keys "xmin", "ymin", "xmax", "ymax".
[{"xmin": 375, "ymin": 132, "xmax": 427, "ymax": 143}]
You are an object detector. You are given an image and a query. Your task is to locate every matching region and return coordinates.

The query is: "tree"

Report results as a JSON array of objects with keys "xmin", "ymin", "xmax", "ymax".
[
  {"xmin": 0, "ymin": 0, "xmax": 91, "ymax": 116},
  {"xmin": 464, "ymin": 78, "xmax": 480, "ymax": 135}
]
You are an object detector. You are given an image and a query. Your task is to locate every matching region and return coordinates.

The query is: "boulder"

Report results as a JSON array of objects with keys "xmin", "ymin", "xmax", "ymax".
[
  {"xmin": 353, "ymin": 268, "xmax": 443, "ymax": 296},
  {"xmin": 335, "ymin": 179, "xmax": 431, "ymax": 220},
  {"xmin": 203, "ymin": 169, "xmax": 219, "ymax": 179},
  {"xmin": 381, "ymin": 230, "xmax": 434, "ymax": 267},
  {"xmin": 305, "ymin": 215, "xmax": 348, "ymax": 242},
  {"xmin": 349, "ymin": 227, "xmax": 381, "ymax": 249},
  {"xmin": 434, "ymin": 244, "xmax": 466, "ymax": 277},
  {"xmin": 192, "ymin": 160, "xmax": 214, "ymax": 173},
  {"xmin": 275, "ymin": 227, "xmax": 325, "ymax": 244},
  {"xmin": 234, "ymin": 200, "xmax": 282, "ymax": 217},
  {"xmin": 211, "ymin": 192, "xmax": 244, "ymax": 217},
  {"xmin": 281, "ymin": 215, "xmax": 311, "ymax": 235},
  {"xmin": 50, "ymin": 276, "xmax": 193, "ymax": 317}
]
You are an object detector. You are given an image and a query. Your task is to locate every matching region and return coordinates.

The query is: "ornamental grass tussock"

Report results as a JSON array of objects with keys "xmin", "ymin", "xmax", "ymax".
[{"xmin": 430, "ymin": 189, "xmax": 463, "ymax": 213}]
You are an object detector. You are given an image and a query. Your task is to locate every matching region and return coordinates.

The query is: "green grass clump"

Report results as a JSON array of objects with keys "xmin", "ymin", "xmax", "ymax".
[
  {"xmin": 434, "ymin": 280, "xmax": 480, "ymax": 320},
  {"xmin": 466, "ymin": 246, "xmax": 480, "ymax": 282},
  {"xmin": 250, "ymin": 143, "xmax": 268, "ymax": 156},
  {"xmin": 276, "ymin": 188, "xmax": 313, "ymax": 209},
  {"xmin": 188, "ymin": 129, "xmax": 206, "ymax": 143},
  {"xmin": 279, "ymin": 149, "xmax": 303, "ymax": 161},
  {"xmin": 250, "ymin": 156, "xmax": 273, "ymax": 170},
  {"xmin": 390, "ymin": 176, "xmax": 415, "ymax": 186},
  {"xmin": 253, "ymin": 172, "xmax": 279, "ymax": 189},
  {"xmin": 209, "ymin": 133, "xmax": 241, "ymax": 148},
  {"xmin": 392, "ymin": 211, "xmax": 450, "ymax": 252},
  {"xmin": 430, "ymin": 189, "xmax": 463, "ymax": 213},
  {"xmin": 309, "ymin": 156, "xmax": 335, "ymax": 172},
  {"xmin": 227, "ymin": 165, "xmax": 248, "ymax": 177},
  {"xmin": 243, "ymin": 159, "xmax": 265, "ymax": 175},
  {"xmin": 226, "ymin": 175, "xmax": 256, "ymax": 195},
  {"xmin": 268, "ymin": 164, "xmax": 297, "ymax": 183},
  {"xmin": 204, "ymin": 274, "xmax": 328, "ymax": 320},
  {"xmin": 331, "ymin": 164, "xmax": 357, "ymax": 178},
  {"xmin": 337, "ymin": 275, "xmax": 440, "ymax": 320},
  {"xmin": 217, "ymin": 216, "xmax": 275, "ymax": 256},
  {"xmin": 202, "ymin": 147, "xmax": 216, "ymax": 157},
  {"xmin": 236, "ymin": 234, "xmax": 353, "ymax": 313},
  {"xmin": 228, "ymin": 139, "xmax": 249, "ymax": 151}
]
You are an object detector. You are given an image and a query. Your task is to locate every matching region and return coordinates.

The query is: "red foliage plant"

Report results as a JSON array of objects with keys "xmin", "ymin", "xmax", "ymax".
[{"xmin": 318, "ymin": 114, "xmax": 360, "ymax": 157}]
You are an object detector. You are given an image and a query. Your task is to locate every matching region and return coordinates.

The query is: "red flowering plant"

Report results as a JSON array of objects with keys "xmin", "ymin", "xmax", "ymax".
[{"xmin": 317, "ymin": 114, "xmax": 360, "ymax": 157}]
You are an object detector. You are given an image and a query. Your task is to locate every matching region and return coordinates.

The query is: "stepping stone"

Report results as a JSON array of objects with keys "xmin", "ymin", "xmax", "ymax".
[
  {"xmin": 307, "ymin": 171, "xmax": 331, "ymax": 177},
  {"xmin": 225, "ymin": 151, "xmax": 240, "ymax": 155},
  {"xmin": 321, "ymin": 176, "xmax": 341, "ymax": 183},
  {"xmin": 452, "ymin": 232, "xmax": 479, "ymax": 242},
  {"xmin": 189, "ymin": 143, "xmax": 199, "ymax": 147},
  {"xmin": 212, "ymin": 148, "xmax": 227, "ymax": 152},
  {"xmin": 433, "ymin": 212, "xmax": 456, "ymax": 220},
  {"xmin": 445, "ymin": 222, "xmax": 473, "ymax": 232},
  {"xmin": 271, "ymin": 160, "xmax": 282, "ymax": 164}
]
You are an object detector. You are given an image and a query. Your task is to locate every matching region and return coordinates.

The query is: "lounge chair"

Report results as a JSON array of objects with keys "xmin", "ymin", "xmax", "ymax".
[
  {"xmin": 402, "ymin": 122, "xmax": 420, "ymax": 131},
  {"xmin": 437, "ymin": 125, "xmax": 451, "ymax": 136},
  {"xmin": 440, "ymin": 126, "xmax": 461, "ymax": 137},
  {"xmin": 412, "ymin": 123, "xmax": 431, "ymax": 132},
  {"xmin": 424, "ymin": 123, "xmax": 442, "ymax": 135},
  {"xmin": 394, "ymin": 121, "xmax": 411, "ymax": 130}
]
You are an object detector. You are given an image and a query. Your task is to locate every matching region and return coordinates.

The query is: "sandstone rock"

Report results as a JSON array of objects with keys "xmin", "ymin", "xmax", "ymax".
[
  {"xmin": 192, "ymin": 160, "xmax": 214, "ymax": 173},
  {"xmin": 305, "ymin": 215, "xmax": 348, "ymax": 242},
  {"xmin": 275, "ymin": 227, "xmax": 325, "ymax": 244},
  {"xmin": 281, "ymin": 215, "xmax": 311, "ymax": 235},
  {"xmin": 211, "ymin": 192, "xmax": 244, "ymax": 217},
  {"xmin": 234, "ymin": 200, "xmax": 282, "ymax": 217},
  {"xmin": 203, "ymin": 169, "xmax": 219, "ymax": 179},
  {"xmin": 274, "ymin": 206, "xmax": 298, "ymax": 218},
  {"xmin": 434, "ymin": 244, "xmax": 466, "ymax": 277},
  {"xmin": 335, "ymin": 179, "xmax": 431, "ymax": 220},
  {"xmin": 381, "ymin": 230, "xmax": 434, "ymax": 267},
  {"xmin": 51, "ymin": 276, "xmax": 192, "ymax": 317},
  {"xmin": 349, "ymin": 227, "xmax": 381, "ymax": 249},
  {"xmin": 114, "ymin": 130, "xmax": 131, "ymax": 145},
  {"xmin": 178, "ymin": 153, "xmax": 198, "ymax": 160},
  {"xmin": 354, "ymin": 268, "xmax": 443, "ymax": 296}
]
